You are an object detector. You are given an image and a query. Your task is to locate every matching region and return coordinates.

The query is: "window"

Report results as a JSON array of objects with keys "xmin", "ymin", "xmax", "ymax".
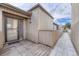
[{"xmin": 7, "ymin": 18, "xmax": 13, "ymax": 29}]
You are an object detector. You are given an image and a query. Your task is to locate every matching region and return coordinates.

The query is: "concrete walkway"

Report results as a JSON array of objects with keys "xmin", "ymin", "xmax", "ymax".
[{"xmin": 50, "ymin": 32, "xmax": 77, "ymax": 56}]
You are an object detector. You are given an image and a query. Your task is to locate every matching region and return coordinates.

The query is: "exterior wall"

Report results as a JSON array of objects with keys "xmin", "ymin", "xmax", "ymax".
[
  {"xmin": 38, "ymin": 7, "xmax": 53, "ymax": 30},
  {"xmin": 71, "ymin": 4, "xmax": 79, "ymax": 26},
  {"xmin": 26, "ymin": 7, "xmax": 54, "ymax": 45},
  {"xmin": 71, "ymin": 4, "xmax": 79, "ymax": 55},
  {"xmin": 0, "ymin": 9, "xmax": 4, "ymax": 49},
  {"xmin": 26, "ymin": 8, "xmax": 40, "ymax": 43},
  {"xmin": 26, "ymin": 7, "xmax": 62, "ymax": 47}
]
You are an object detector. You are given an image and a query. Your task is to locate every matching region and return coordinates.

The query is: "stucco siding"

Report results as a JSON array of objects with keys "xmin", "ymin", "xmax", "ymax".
[
  {"xmin": 71, "ymin": 4, "xmax": 79, "ymax": 26},
  {"xmin": 26, "ymin": 7, "xmax": 60, "ymax": 47},
  {"xmin": 26, "ymin": 8, "xmax": 40, "ymax": 43},
  {"xmin": 71, "ymin": 23, "xmax": 79, "ymax": 55},
  {"xmin": 71, "ymin": 3, "xmax": 79, "ymax": 55},
  {"xmin": 0, "ymin": 9, "xmax": 4, "ymax": 49},
  {"xmin": 38, "ymin": 7, "xmax": 53, "ymax": 30}
]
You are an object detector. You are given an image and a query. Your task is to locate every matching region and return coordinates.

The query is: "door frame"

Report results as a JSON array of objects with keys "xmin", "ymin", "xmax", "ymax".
[
  {"xmin": 3, "ymin": 12, "xmax": 24, "ymax": 43},
  {"xmin": 18, "ymin": 19, "xmax": 24, "ymax": 40},
  {"xmin": 4, "ymin": 16, "xmax": 19, "ymax": 42}
]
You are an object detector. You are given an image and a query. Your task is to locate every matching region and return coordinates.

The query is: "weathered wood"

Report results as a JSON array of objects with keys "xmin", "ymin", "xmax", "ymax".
[{"xmin": 0, "ymin": 40, "xmax": 51, "ymax": 56}]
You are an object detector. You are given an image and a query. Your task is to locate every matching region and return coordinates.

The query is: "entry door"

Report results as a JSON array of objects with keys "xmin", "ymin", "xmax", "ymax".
[{"xmin": 6, "ymin": 17, "xmax": 18, "ymax": 42}]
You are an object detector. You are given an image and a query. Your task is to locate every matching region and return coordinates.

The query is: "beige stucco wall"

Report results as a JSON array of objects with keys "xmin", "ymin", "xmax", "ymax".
[
  {"xmin": 0, "ymin": 9, "xmax": 4, "ymax": 49},
  {"xmin": 26, "ymin": 7, "xmax": 53, "ymax": 45},
  {"xmin": 26, "ymin": 8, "xmax": 40, "ymax": 43},
  {"xmin": 38, "ymin": 7, "xmax": 53, "ymax": 30},
  {"xmin": 71, "ymin": 4, "xmax": 79, "ymax": 26},
  {"xmin": 71, "ymin": 3, "xmax": 79, "ymax": 55}
]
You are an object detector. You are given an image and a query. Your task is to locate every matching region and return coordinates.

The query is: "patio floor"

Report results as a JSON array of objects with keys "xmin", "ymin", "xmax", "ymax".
[{"xmin": 0, "ymin": 40, "xmax": 51, "ymax": 56}]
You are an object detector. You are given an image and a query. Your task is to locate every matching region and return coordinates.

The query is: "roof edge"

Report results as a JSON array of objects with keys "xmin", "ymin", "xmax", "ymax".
[
  {"xmin": 0, "ymin": 3, "xmax": 32, "ymax": 17},
  {"xmin": 28, "ymin": 3, "xmax": 54, "ymax": 19},
  {"xmin": 53, "ymin": 22, "xmax": 59, "ymax": 26}
]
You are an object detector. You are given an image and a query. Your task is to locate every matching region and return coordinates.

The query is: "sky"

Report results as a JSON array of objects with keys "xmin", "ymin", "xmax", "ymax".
[{"xmin": 10, "ymin": 3, "xmax": 71, "ymax": 25}]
